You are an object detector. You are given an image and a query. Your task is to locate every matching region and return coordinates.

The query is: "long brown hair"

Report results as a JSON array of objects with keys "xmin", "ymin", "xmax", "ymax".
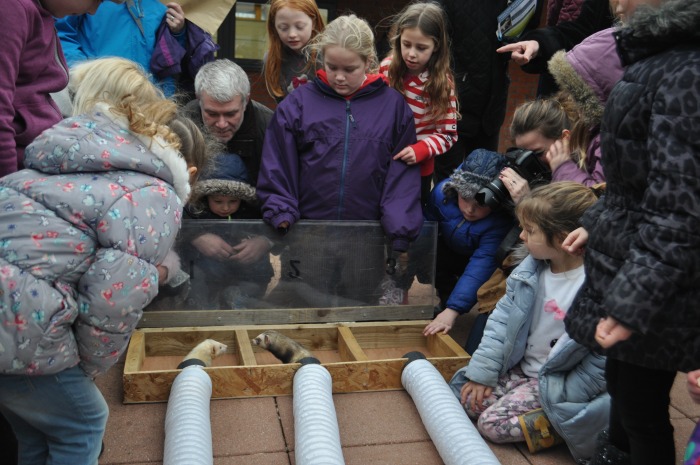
[
  {"xmin": 264, "ymin": 0, "xmax": 325, "ymax": 99},
  {"xmin": 386, "ymin": 1, "xmax": 456, "ymax": 123}
]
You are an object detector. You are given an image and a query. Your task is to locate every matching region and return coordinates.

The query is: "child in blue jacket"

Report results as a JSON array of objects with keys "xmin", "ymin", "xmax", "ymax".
[{"xmin": 422, "ymin": 149, "xmax": 515, "ymax": 344}]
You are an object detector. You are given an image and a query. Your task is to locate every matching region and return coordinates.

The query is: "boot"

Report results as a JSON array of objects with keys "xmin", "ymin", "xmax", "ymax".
[
  {"xmin": 517, "ymin": 408, "xmax": 564, "ymax": 453},
  {"xmin": 589, "ymin": 429, "xmax": 631, "ymax": 465}
]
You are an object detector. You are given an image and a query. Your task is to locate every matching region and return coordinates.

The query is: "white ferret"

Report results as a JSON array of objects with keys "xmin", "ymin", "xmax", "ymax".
[
  {"xmin": 251, "ymin": 330, "xmax": 313, "ymax": 364},
  {"xmin": 179, "ymin": 339, "xmax": 227, "ymax": 368}
]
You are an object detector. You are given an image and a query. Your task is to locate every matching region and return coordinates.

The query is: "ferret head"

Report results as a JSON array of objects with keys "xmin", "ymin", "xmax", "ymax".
[
  {"xmin": 251, "ymin": 330, "xmax": 273, "ymax": 348},
  {"xmin": 203, "ymin": 338, "xmax": 227, "ymax": 358}
]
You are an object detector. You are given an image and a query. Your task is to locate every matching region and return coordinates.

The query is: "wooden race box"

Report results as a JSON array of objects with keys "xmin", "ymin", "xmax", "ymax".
[{"xmin": 123, "ymin": 321, "xmax": 469, "ymax": 403}]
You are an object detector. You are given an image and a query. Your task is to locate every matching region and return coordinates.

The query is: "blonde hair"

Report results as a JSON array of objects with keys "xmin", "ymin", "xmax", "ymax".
[
  {"xmin": 305, "ymin": 14, "xmax": 378, "ymax": 73},
  {"xmin": 264, "ymin": 0, "xmax": 325, "ymax": 99},
  {"xmin": 386, "ymin": 1, "xmax": 457, "ymax": 122},
  {"xmin": 553, "ymin": 90, "xmax": 592, "ymax": 170},
  {"xmin": 68, "ymin": 57, "xmax": 177, "ymax": 144},
  {"xmin": 515, "ymin": 181, "xmax": 599, "ymax": 247}
]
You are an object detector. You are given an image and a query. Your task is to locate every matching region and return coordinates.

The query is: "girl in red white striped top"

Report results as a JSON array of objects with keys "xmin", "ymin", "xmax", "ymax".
[{"xmin": 380, "ymin": 1, "xmax": 459, "ymax": 206}]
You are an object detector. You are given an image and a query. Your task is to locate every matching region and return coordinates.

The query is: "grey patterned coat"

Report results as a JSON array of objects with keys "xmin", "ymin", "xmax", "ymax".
[
  {"xmin": 565, "ymin": 0, "xmax": 700, "ymax": 372},
  {"xmin": 0, "ymin": 103, "xmax": 191, "ymax": 377}
]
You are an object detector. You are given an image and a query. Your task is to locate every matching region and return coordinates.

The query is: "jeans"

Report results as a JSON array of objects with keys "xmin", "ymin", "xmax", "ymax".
[{"xmin": 0, "ymin": 365, "xmax": 108, "ymax": 465}]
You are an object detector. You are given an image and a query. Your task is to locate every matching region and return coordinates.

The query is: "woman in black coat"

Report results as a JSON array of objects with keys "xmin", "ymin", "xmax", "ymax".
[{"xmin": 563, "ymin": 1, "xmax": 700, "ymax": 464}]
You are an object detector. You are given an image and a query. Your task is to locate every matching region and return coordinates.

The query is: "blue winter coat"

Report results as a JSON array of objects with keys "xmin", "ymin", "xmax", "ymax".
[
  {"xmin": 55, "ymin": 0, "xmax": 177, "ymax": 95},
  {"xmin": 257, "ymin": 74, "xmax": 423, "ymax": 252},
  {"xmin": 425, "ymin": 175, "xmax": 515, "ymax": 314},
  {"xmin": 450, "ymin": 255, "xmax": 609, "ymax": 461},
  {"xmin": 0, "ymin": 103, "xmax": 190, "ymax": 378}
]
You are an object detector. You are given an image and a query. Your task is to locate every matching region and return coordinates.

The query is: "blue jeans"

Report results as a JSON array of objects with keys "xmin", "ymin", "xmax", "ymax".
[{"xmin": 0, "ymin": 365, "xmax": 108, "ymax": 465}]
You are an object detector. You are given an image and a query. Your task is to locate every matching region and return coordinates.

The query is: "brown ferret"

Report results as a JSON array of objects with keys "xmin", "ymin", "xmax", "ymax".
[
  {"xmin": 180, "ymin": 339, "xmax": 227, "ymax": 367},
  {"xmin": 251, "ymin": 330, "xmax": 312, "ymax": 364}
]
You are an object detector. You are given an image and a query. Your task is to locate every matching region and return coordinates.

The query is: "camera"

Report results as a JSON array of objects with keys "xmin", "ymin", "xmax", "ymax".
[{"xmin": 475, "ymin": 147, "xmax": 551, "ymax": 210}]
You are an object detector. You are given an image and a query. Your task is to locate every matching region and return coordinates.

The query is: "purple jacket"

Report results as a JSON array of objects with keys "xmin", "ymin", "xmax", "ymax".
[
  {"xmin": 548, "ymin": 28, "xmax": 623, "ymax": 186},
  {"xmin": 257, "ymin": 74, "xmax": 423, "ymax": 252},
  {"xmin": 0, "ymin": 0, "xmax": 68, "ymax": 177}
]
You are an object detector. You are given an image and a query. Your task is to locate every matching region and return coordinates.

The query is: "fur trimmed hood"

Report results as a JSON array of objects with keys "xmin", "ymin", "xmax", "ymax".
[
  {"xmin": 189, "ymin": 153, "xmax": 256, "ymax": 210},
  {"xmin": 616, "ymin": 0, "xmax": 700, "ymax": 65},
  {"xmin": 548, "ymin": 28, "xmax": 624, "ymax": 126}
]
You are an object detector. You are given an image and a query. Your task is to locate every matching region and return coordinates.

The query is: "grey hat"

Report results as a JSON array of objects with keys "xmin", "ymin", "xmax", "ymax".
[{"xmin": 442, "ymin": 149, "xmax": 506, "ymax": 199}]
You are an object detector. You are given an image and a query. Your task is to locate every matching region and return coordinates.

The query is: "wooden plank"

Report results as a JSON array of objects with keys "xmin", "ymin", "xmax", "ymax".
[
  {"xmin": 124, "ymin": 331, "xmax": 145, "ymax": 374},
  {"xmin": 427, "ymin": 333, "xmax": 470, "ymax": 358},
  {"xmin": 235, "ymin": 330, "xmax": 257, "ymax": 366},
  {"xmin": 137, "ymin": 305, "xmax": 432, "ymax": 328},
  {"xmin": 350, "ymin": 323, "xmax": 427, "ymax": 349},
  {"xmin": 337, "ymin": 326, "xmax": 368, "ymax": 362}
]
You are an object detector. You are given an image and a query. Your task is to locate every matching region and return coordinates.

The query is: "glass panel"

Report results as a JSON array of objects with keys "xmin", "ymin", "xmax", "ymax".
[
  {"xmin": 145, "ymin": 220, "xmax": 437, "ymax": 324},
  {"xmin": 234, "ymin": 2, "xmax": 329, "ymax": 61}
]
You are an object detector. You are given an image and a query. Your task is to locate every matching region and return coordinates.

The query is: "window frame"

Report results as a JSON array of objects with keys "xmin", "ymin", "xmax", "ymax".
[{"xmin": 217, "ymin": 0, "xmax": 337, "ymax": 72}]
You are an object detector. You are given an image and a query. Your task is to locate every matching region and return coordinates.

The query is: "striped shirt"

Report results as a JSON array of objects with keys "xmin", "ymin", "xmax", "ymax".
[{"xmin": 380, "ymin": 56, "xmax": 458, "ymax": 176}]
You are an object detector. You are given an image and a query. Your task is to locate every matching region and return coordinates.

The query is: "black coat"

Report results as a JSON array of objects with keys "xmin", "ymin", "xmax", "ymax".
[
  {"xmin": 521, "ymin": 0, "xmax": 613, "ymax": 95},
  {"xmin": 565, "ymin": 0, "xmax": 700, "ymax": 372},
  {"xmin": 437, "ymin": 0, "xmax": 511, "ymax": 138}
]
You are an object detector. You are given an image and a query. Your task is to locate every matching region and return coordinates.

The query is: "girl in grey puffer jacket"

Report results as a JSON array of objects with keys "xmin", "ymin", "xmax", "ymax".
[{"xmin": 0, "ymin": 57, "xmax": 207, "ymax": 465}]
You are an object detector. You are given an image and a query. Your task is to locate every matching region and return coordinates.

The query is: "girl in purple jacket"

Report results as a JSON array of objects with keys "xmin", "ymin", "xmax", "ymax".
[{"xmin": 257, "ymin": 14, "xmax": 423, "ymax": 306}]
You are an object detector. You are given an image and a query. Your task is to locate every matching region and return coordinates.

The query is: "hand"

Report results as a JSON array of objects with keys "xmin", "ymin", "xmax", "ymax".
[
  {"xmin": 423, "ymin": 308, "xmax": 459, "ymax": 336},
  {"xmin": 393, "ymin": 146, "xmax": 417, "ymax": 165},
  {"xmin": 687, "ymin": 370, "xmax": 700, "ymax": 404},
  {"xmin": 165, "ymin": 2, "xmax": 186, "ymax": 34},
  {"xmin": 460, "ymin": 381, "xmax": 493, "ymax": 412},
  {"xmin": 156, "ymin": 265, "xmax": 169, "ymax": 285},
  {"xmin": 230, "ymin": 236, "xmax": 272, "ymax": 264},
  {"xmin": 562, "ymin": 227, "xmax": 588, "ymax": 256},
  {"xmin": 499, "ymin": 167, "xmax": 530, "ymax": 205},
  {"xmin": 496, "ymin": 40, "xmax": 540, "ymax": 65},
  {"xmin": 191, "ymin": 233, "xmax": 235, "ymax": 260},
  {"xmin": 545, "ymin": 136, "xmax": 572, "ymax": 173},
  {"xmin": 595, "ymin": 317, "xmax": 633, "ymax": 349}
]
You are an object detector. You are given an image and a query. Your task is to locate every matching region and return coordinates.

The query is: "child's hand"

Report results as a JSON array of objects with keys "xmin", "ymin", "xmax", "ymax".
[
  {"xmin": 423, "ymin": 308, "xmax": 459, "ymax": 336},
  {"xmin": 499, "ymin": 167, "xmax": 530, "ymax": 205},
  {"xmin": 687, "ymin": 370, "xmax": 700, "ymax": 404},
  {"xmin": 393, "ymin": 147, "xmax": 417, "ymax": 165},
  {"xmin": 231, "ymin": 236, "xmax": 272, "ymax": 264},
  {"xmin": 545, "ymin": 136, "xmax": 572, "ymax": 173},
  {"xmin": 156, "ymin": 265, "xmax": 169, "ymax": 285},
  {"xmin": 165, "ymin": 2, "xmax": 186, "ymax": 34},
  {"xmin": 595, "ymin": 316, "xmax": 633, "ymax": 349},
  {"xmin": 191, "ymin": 233, "xmax": 235, "ymax": 259},
  {"xmin": 460, "ymin": 381, "xmax": 493, "ymax": 412},
  {"xmin": 562, "ymin": 227, "xmax": 588, "ymax": 256}
]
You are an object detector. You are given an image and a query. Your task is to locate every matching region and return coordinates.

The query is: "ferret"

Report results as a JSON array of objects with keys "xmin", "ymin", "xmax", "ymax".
[
  {"xmin": 251, "ymin": 330, "xmax": 312, "ymax": 364},
  {"xmin": 177, "ymin": 339, "xmax": 227, "ymax": 369}
]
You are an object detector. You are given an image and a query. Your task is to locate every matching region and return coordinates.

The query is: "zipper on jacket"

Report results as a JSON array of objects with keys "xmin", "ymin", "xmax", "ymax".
[{"xmin": 337, "ymin": 100, "xmax": 353, "ymax": 219}]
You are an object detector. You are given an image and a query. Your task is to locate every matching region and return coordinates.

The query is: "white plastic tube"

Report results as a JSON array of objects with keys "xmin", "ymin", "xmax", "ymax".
[
  {"xmin": 293, "ymin": 362, "xmax": 346, "ymax": 465},
  {"xmin": 401, "ymin": 354, "xmax": 500, "ymax": 465},
  {"xmin": 163, "ymin": 366, "xmax": 213, "ymax": 465}
]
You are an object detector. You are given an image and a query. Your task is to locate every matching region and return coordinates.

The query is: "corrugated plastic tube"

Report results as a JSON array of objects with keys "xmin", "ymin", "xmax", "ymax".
[
  {"xmin": 293, "ymin": 360, "xmax": 346, "ymax": 465},
  {"xmin": 163, "ymin": 366, "xmax": 213, "ymax": 465},
  {"xmin": 401, "ymin": 353, "xmax": 500, "ymax": 465}
]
